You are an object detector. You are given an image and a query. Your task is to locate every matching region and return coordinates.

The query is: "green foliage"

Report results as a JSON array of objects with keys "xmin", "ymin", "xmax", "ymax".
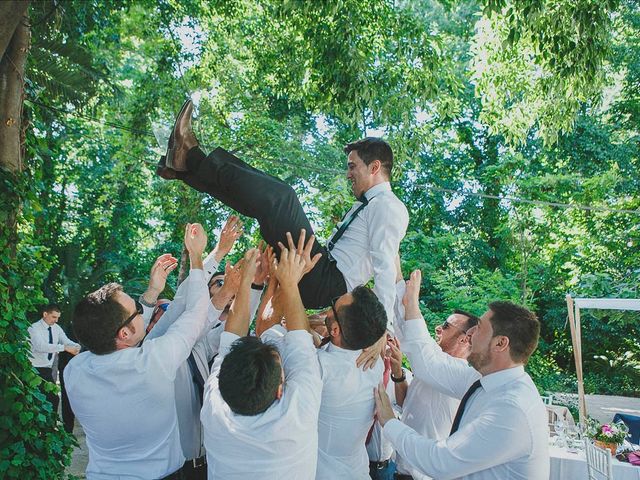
[{"xmin": 0, "ymin": 169, "xmax": 76, "ymax": 478}]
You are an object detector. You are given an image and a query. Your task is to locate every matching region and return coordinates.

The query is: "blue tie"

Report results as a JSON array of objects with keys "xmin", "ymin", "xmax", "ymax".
[{"xmin": 47, "ymin": 326, "xmax": 53, "ymax": 361}]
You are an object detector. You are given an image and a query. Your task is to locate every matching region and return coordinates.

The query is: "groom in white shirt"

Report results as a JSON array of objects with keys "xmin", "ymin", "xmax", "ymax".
[{"xmin": 157, "ymin": 100, "xmax": 408, "ymax": 340}]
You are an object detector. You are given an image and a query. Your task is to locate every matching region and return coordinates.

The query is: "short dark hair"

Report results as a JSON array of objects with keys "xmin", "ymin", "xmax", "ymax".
[
  {"xmin": 344, "ymin": 137, "xmax": 394, "ymax": 179},
  {"xmin": 487, "ymin": 301, "xmax": 540, "ymax": 363},
  {"xmin": 338, "ymin": 286, "xmax": 387, "ymax": 350},
  {"xmin": 73, "ymin": 283, "xmax": 127, "ymax": 355},
  {"xmin": 453, "ymin": 309, "xmax": 480, "ymax": 332},
  {"xmin": 218, "ymin": 336, "xmax": 282, "ymax": 416},
  {"xmin": 42, "ymin": 303, "xmax": 61, "ymax": 314}
]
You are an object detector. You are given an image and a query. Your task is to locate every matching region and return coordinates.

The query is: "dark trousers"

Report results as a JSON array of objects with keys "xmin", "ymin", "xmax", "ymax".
[
  {"xmin": 35, "ymin": 367, "xmax": 59, "ymax": 414},
  {"xmin": 59, "ymin": 363, "xmax": 75, "ymax": 433},
  {"xmin": 180, "ymin": 146, "xmax": 347, "ymax": 309},
  {"xmin": 369, "ymin": 459, "xmax": 396, "ymax": 480}
]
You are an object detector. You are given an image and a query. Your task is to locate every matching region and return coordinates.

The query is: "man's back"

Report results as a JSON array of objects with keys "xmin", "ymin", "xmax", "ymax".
[
  {"xmin": 316, "ymin": 343, "xmax": 383, "ymax": 479},
  {"xmin": 66, "ymin": 342, "xmax": 185, "ymax": 479},
  {"xmin": 202, "ymin": 328, "xmax": 322, "ymax": 479}
]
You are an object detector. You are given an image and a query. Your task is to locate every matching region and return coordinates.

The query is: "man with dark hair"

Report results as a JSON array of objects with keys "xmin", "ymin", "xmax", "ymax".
[
  {"xmin": 313, "ymin": 284, "xmax": 388, "ymax": 479},
  {"xmin": 374, "ymin": 270, "xmax": 549, "ymax": 480},
  {"xmin": 28, "ymin": 303, "xmax": 80, "ymax": 414},
  {"xmin": 201, "ymin": 239, "xmax": 323, "ymax": 479},
  {"xmin": 390, "ymin": 307, "xmax": 480, "ymax": 480},
  {"xmin": 65, "ymin": 223, "xmax": 210, "ymax": 480},
  {"xmin": 158, "ymin": 100, "xmax": 408, "ymax": 341}
]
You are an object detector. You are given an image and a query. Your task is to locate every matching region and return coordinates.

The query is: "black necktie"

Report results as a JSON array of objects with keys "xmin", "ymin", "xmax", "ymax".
[
  {"xmin": 449, "ymin": 379, "xmax": 482, "ymax": 435},
  {"xmin": 47, "ymin": 326, "xmax": 53, "ymax": 361},
  {"xmin": 327, "ymin": 195, "xmax": 369, "ymax": 251},
  {"xmin": 187, "ymin": 353, "xmax": 206, "ymax": 407}
]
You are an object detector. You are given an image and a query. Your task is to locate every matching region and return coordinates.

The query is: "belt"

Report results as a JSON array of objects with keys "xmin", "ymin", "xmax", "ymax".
[
  {"xmin": 370, "ymin": 459, "xmax": 390, "ymax": 470},
  {"xmin": 394, "ymin": 473, "xmax": 414, "ymax": 480}
]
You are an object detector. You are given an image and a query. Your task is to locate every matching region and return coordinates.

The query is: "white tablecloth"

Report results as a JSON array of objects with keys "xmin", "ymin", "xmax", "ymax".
[{"xmin": 550, "ymin": 445, "xmax": 640, "ymax": 480}]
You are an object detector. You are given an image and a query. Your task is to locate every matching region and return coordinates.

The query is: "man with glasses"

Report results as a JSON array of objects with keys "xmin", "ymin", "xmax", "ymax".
[
  {"xmin": 375, "ymin": 270, "xmax": 548, "ymax": 480},
  {"xmin": 389, "ymin": 310, "xmax": 479, "ymax": 480},
  {"xmin": 65, "ymin": 223, "xmax": 210, "ymax": 480}
]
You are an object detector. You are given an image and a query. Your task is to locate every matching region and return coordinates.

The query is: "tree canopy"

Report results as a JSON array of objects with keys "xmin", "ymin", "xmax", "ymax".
[{"xmin": 1, "ymin": 0, "xmax": 639, "ymax": 476}]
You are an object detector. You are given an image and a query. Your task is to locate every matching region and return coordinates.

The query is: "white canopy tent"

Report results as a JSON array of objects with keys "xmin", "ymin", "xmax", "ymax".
[{"xmin": 565, "ymin": 295, "xmax": 640, "ymax": 425}]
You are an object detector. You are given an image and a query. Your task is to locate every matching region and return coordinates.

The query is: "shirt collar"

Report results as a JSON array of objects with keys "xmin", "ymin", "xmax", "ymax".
[
  {"xmin": 480, "ymin": 365, "xmax": 525, "ymax": 392},
  {"xmin": 325, "ymin": 342, "xmax": 360, "ymax": 358},
  {"xmin": 40, "ymin": 319, "xmax": 51, "ymax": 328},
  {"xmin": 363, "ymin": 182, "xmax": 391, "ymax": 201}
]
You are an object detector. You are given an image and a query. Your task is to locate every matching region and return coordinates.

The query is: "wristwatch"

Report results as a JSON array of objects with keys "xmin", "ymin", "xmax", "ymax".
[
  {"xmin": 390, "ymin": 369, "xmax": 406, "ymax": 383},
  {"xmin": 139, "ymin": 295, "xmax": 155, "ymax": 308}
]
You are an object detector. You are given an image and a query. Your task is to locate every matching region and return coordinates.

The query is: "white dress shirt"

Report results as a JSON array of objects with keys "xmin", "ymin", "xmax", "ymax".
[
  {"xmin": 202, "ymin": 327, "xmax": 322, "ymax": 479},
  {"xmin": 65, "ymin": 269, "xmax": 209, "ymax": 479},
  {"xmin": 329, "ymin": 182, "xmax": 408, "ymax": 331},
  {"xmin": 386, "ymin": 317, "xmax": 549, "ymax": 480},
  {"xmin": 28, "ymin": 320, "xmax": 80, "ymax": 368},
  {"xmin": 316, "ymin": 342, "xmax": 384, "ymax": 479},
  {"xmin": 366, "ymin": 369, "xmax": 410, "ymax": 463},
  {"xmin": 144, "ymin": 253, "xmax": 263, "ymax": 461}
]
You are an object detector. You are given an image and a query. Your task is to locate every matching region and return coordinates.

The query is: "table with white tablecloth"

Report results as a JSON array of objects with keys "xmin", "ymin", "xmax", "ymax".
[{"xmin": 550, "ymin": 445, "xmax": 640, "ymax": 480}]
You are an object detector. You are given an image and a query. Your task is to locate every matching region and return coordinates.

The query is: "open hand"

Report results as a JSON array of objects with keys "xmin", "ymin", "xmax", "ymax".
[
  {"xmin": 356, "ymin": 333, "xmax": 386, "ymax": 371},
  {"xmin": 147, "ymin": 253, "xmax": 178, "ymax": 296},
  {"xmin": 277, "ymin": 229, "xmax": 322, "ymax": 278},
  {"xmin": 374, "ymin": 383, "xmax": 395, "ymax": 427},
  {"xmin": 402, "ymin": 269, "xmax": 422, "ymax": 319},
  {"xmin": 273, "ymin": 245, "xmax": 307, "ymax": 287},
  {"xmin": 214, "ymin": 215, "xmax": 243, "ymax": 261},
  {"xmin": 184, "ymin": 223, "xmax": 207, "ymax": 257}
]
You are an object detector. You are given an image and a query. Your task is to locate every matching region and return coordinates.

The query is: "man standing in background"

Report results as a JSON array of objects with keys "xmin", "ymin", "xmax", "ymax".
[{"xmin": 28, "ymin": 303, "xmax": 80, "ymax": 415}]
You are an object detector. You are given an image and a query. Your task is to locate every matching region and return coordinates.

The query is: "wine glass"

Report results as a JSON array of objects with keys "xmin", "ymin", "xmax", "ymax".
[
  {"xmin": 554, "ymin": 419, "xmax": 566, "ymax": 447},
  {"xmin": 565, "ymin": 425, "xmax": 580, "ymax": 453}
]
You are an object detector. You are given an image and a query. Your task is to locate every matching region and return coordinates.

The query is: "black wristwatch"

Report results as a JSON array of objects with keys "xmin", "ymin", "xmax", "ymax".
[
  {"xmin": 390, "ymin": 369, "xmax": 406, "ymax": 383},
  {"xmin": 251, "ymin": 283, "xmax": 265, "ymax": 291}
]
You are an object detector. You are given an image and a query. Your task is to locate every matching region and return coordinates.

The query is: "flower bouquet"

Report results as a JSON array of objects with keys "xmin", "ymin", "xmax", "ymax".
[{"xmin": 585, "ymin": 418, "xmax": 629, "ymax": 455}]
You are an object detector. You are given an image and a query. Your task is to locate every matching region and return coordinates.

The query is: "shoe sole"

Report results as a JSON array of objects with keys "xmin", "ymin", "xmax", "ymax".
[{"xmin": 166, "ymin": 99, "xmax": 192, "ymax": 169}]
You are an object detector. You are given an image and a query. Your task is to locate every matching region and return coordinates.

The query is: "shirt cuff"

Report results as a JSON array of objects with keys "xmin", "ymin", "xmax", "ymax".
[{"xmin": 203, "ymin": 253, "xmax": 220, "ymax": 282}]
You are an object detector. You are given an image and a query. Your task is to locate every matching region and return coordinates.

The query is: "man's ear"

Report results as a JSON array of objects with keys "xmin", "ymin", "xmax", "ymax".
[
  {"xmin": 275, "ymin": 384, "xmax": 283, "ymax": 400},
  {"xmin": 493, "ymin": 335, "xmax": 510, "ymax": 353},
  {"xmin": 330, "ymin": 321, "xmax": 341, "ymax": 338},
  {"xmin": 369, "ymin": 159, "xmax": 382, "ymax": 175}
]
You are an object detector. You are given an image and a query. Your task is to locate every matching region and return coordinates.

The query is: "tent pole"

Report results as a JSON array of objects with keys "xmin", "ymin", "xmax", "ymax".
[{"xmin": 566, "ymin": 294, "xmax": 586, "ymax": 425}]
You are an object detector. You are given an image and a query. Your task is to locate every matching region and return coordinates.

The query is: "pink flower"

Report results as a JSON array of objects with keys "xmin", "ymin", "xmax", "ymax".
[
  {"xmin": 604, "ymin": 430, "xmax": 614, "ymax": 438},
  {"xmin": 602, "ymin": 425, "xmax": 612, "ymax": 434}
]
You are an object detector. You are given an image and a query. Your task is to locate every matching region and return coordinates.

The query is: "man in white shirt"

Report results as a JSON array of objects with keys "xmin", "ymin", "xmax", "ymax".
[
  {"xmin": 143, "ymin": 225, "xmax": 265, "ymax": 480},
  {"xmin": 314, "ymin": 285, "xmax": 388, "ymax": 479},
  {"xmin": 65, "ymin": 223, "xmax": 210, "ymax": 480},
  {"xmin": 390, "ymin": 309, "xmax": 479, "ymax": 480},
  {"xmin": 375, "ymin": 270, "xmax": 549, "ymax": 480},
  {"xmin": 201, "ymin": 240, "xmax": 323, "ymax": 479},
  {"xmin": 157, "ymin": 100, "xmax": 409, "ymax": 336},
  {"xmin": 28, "ymin": 303, "xmax": 81, "ymax": 413}
]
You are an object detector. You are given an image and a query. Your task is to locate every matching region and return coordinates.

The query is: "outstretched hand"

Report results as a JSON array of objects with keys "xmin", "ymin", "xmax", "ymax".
[
  {"xmin": 273, "ymin": 245, "xmax": 308, "ymax": 287},
  {"xmin": 184, "ymin": 223, "xmax": 207, "ymax": 258},
  {"xmin": 277, "ymin": 229, "xmax": 322, "ymax": 278},
  {"xmin": 214, "ymin": 215, "xmax": 243, "ymax": 261},
  {"xmin": 356, "ymin": 333, "xmax": 386, "ymax": 371},
  {"xmin": 240, "ymin": 248, "xmax": 260, "ymax": 285},
  {"xmin": 374, "ymin": 383, "xmax": 395, "ymax": 427},
  {"xmin": 402, "ymin": 269, "xmax": 422, "ymax": 320},
  {"xmin": 147, "ymin": 253, "xmax": 178, "ymax": 295}
]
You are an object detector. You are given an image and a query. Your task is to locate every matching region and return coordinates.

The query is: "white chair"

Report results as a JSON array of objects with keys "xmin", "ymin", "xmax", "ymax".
[
  {"xmin": 584, "ymin": 439, "xmax": 613, "ymax": 480},
  {"xmin": 541, "ymin": 394, "xmax": 553, "ymax": 405},
  {"xmin": 547, "ymin": 406, "xmax": 560, "ymax": 435}
]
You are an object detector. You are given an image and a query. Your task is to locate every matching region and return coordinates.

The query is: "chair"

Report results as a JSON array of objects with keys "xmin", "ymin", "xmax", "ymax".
[
  {"xmin": 541, "ymin": 394, "xmax": 554, "ymax": 405},
  {"xmin": 613, "ymin": 413, "xmax": 640, "ymax": 444},
  {"xmin": 584, "ymin": 439, "xmax": 613, "ymax": 480},
  {"xmin": 547, "ymin": 406, "xmax": 561, "ymax": 435}
]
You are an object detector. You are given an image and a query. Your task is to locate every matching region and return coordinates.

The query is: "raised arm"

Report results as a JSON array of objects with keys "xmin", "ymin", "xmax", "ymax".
[{"xmin": 224, "ymin": 249, "xmax": 259, "ymax": 337}]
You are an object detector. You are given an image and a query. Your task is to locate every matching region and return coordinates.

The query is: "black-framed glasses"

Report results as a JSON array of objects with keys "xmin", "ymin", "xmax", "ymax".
[
  {"xmin": 331, "ymin": 296, "xmax": 351, "ymax": 347},
  {"xmin": 119, "ymin": 299, "xmax": 143, "ymax": 331},
  {"xmin": 440, "ymin": 319, "xmax": 468, "ymax": 335}
]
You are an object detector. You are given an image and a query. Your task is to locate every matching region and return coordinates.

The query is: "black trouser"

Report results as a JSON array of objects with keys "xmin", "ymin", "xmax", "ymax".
[
  {"xmin": 179, "ymin": 146, "xmax": 347, "ymax": 309},
  {"xmin": 35, "ymin": 367, "xmax": 59, "ymax": 414},
  {"xmin": 58, "ymin": 352, "xmax": 75, "ymax": 433}
]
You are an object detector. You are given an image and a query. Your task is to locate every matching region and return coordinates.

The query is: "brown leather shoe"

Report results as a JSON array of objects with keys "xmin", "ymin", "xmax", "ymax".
[
  {"xmin": 166, "ymin": 99, "xmax": 198, "ymax": 171},
  {"xmin": 156, "ymin": 155, "xmax": 178, "ymax": 180}
]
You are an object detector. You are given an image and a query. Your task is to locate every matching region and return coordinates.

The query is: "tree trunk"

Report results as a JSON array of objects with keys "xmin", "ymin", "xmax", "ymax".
[
  {"xmin": 0, "ymin": 5, "xmax": 30, "ymax": 263},
  {"xmin": 0, "ymin": 1, "xmax": 29, "ymax": 60},
  {"xmin": 0, "ymin": 4, "xmax": 29, "ymax": 173}
]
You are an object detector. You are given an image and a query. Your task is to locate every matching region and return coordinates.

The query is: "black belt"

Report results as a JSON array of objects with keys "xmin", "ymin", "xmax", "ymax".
[
  {"xmin": 394, "ymin": 473, "xmax": 413, "ymax": 480},
  {"xmin": 370, "ymin": 459, "xmax": 391, "ymax": 470}
]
